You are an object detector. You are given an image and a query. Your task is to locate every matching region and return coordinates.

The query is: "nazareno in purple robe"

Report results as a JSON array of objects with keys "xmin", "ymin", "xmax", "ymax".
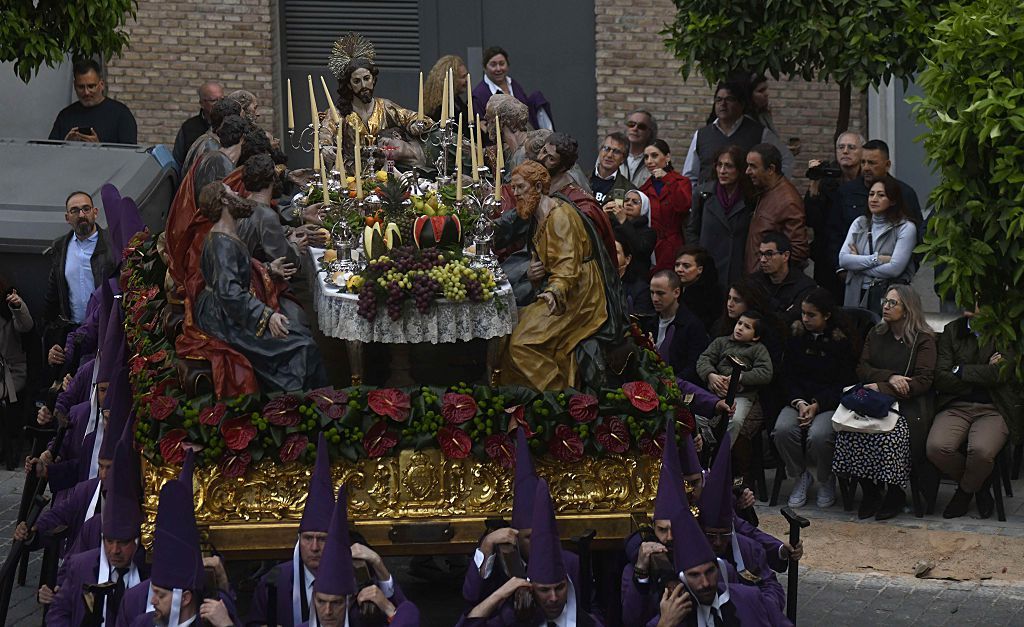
[
  {"xmin": 54, "ymin": 357, "xmax": 95, "ymax": 419},
  {"xmin": 46, "ymin": 545, "xmax": 149, "ymax": 627},
  {"xmin": 461, "ymin": 547, "xmax": 581, "ymax": 607},
  {"xmin": 117, "ymin": 579, "xmax": 241, "ymax": 627},
  {"xmin": 32, "ymin": 475, "xmax": 100, "ymax": 557}
]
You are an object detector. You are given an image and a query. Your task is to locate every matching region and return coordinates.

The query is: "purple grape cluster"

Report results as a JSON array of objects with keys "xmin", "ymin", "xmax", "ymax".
[
  {"xmin": 411, "ymin": 274, "xmax": 441, "ymax": 314},
  {"xmin": 385, "ymin": 280, "xmax": 406, "ymax": 320},
  {"xmin": 356, "ymin": 284, "xmax": 378, "ymax": 321},
  {"xmin": 465, "ymin": 278, "xmax": 484, "ymax": 302}
]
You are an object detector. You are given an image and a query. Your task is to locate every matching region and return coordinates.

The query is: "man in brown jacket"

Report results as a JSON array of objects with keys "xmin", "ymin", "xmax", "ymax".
[{"xmin": 744, "ymin": 143, "xmax": 809, "ymax": 274}]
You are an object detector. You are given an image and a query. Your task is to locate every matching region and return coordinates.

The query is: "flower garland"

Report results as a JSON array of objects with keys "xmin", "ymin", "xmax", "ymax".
[{"xmin": 124, "ymin": 231, "xmax": 694, "ymax": 475}]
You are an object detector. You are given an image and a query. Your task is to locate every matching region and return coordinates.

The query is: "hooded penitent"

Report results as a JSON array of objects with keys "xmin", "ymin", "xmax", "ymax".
[
  {"xmin": 525, "ymin": 478, "xmax": 567, "ymax": 586},
  {"xmin": 653, "ymin": 417, "xmax": 686, "ymax": 520},
  {"xmin": 511, "ymin": 426, "xmax": 539, "ymax": 529},
  {"xmin": 314, "ymin": 485, "xmax": 357, "ymax": 597}
]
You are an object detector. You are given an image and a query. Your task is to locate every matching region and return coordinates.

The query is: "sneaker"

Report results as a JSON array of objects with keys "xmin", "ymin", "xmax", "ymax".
[
  {"xmin": 817, "ymin": 475, "xmax": 837, "ymax": 508},
  {"xmin": 787, "ymin": 470, "xmax": 813, "ymax": 507}
]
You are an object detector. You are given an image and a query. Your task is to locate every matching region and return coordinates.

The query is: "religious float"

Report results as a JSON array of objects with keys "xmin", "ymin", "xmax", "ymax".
[{"xmin": 131, "ymin": 35, "xmax": 695, "ymax": 558}]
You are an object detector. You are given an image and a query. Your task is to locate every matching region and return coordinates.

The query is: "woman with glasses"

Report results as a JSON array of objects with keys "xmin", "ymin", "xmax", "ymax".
[
  {"xmin": 685, "ymin": 144, "xmax": 755, "ymax": 291},
  {"xmin": 838, "ymin": 174, "xmax": 918, "ymax": 315},
  {"xmin": 639, "ymin": 139, "xmax": 693, "ymax": 273},
  {"xmin": 833, "ymin": 284, "xmax": 936, "ymax": 520}
]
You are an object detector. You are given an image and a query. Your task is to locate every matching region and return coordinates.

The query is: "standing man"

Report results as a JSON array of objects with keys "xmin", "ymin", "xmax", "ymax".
[
  {"xmin": 645, "ymin": 270, "xmax": 709, "ymax": 384},
  {"xmin": 744, "ymin": 144, "xmax": 808, "ymax": 274},
  {"xmin": 621, "ymin": 110, "xmax": 658, "ymax": 187},
  {"xmin": 49, "ymin": 59, "xmax": 137, "ymax": 144},
  {"xmin": 43, "ymin": 192, "xmax": 115, "ymax": 358},
  {"xmin": 173, "ymin": 81, "xmax": 224, "ymax": 165},
  {"xmin": 839, "ymin": 139, "xmax": 923, "ymax": 227},
  {"xmin": 590, "ymin": 131, "xmax": 635, "ymax": 204},
  {"xmin": 683, "ymin": 82, "xmax": 793, "ymax": 185},
  {"xmin": 750, "ymin": 232, "xmax": 817, "ymax": 322},
  {"xmin": 805, "ymin": 131, "xmax": 864, "ymax": 301}
]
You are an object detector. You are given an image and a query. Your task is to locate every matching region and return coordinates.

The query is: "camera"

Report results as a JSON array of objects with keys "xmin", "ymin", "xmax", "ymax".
[{"xmin": 806, "ymin": 162, "xmax": 842, "ymax": 180}]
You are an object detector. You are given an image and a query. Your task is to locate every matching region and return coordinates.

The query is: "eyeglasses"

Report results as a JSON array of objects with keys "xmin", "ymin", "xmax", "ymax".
[
  {"xmin": 837, "ymin": 143, "xmax": 859, "ymax": 151},
  {"xmin": 66, "ymin": 205, "xmax": 93, "ymax": 215},
  {"xmin": 626, "ymin": 120, "xmax": 649, "ymax": 131},
  {"xmin": 704, "ymin": 531, "xmax": 733, "ymax": 541},
  {"xmin": 757, "ymin": 250, "xmax": 782, "ymax": 259},
  {"xmin": 880, "ymin": 298, "xmax": 902, "ymax": 309},
  {"xmin": 714, "ymin": 96, "xmax": 738, "ymax": 104},
  {"xmin": 600, "ymin": 145, "xmax": 625, "ymax": 156}
]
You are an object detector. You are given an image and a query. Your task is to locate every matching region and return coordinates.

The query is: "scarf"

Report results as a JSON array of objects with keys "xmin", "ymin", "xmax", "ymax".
[{"xmin": 715, "ymin": 183, "xmax": 742, "ymax": 216}]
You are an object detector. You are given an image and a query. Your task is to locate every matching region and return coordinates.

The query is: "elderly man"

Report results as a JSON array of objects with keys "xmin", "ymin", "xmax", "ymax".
[
  {"xmin": 487, "ymin": 94, "xmax": 531, "ymax": 177},
  {"xmin": 682, "ymin": 82, "xmax": 792, "ymax": 185},
  {"xmin": 805, "ymin": 131, "xmax": 864, "ymax": 301},
  {"xmin": 49, "ymin": 59, "xmax": 137, "ymax": 144},
  {"xmin": 743, "ymin": 143, "xmax": 808, "ymax": 274},
  {"xmin": 622, "ymin": 110, "xmax": 658, "ymax": 187},
  {"xmin": 173, "ymin": 81, "xmax": 224, "ymax": 164},
  {"xmin": 591, "ymin": 131, "xmax": 635, "ymax": 204}
]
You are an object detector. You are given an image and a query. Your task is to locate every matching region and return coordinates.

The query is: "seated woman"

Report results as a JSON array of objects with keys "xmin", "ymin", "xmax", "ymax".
[
  {"xmin": 674, "ymin": 245, "xmax": 724, "ymax": 334},
  {"xmin": 832, "ymin": 284, "xmax": 935, "ymax": 521},
  {"xmin": 773, "ymin": 288, "xmax": 857, "ymax": 509},
  {"xmin": 686, "ymin": 144, "xmax": 755, "ymax": 291},
  {"xmin": 838, "ymin": 175, "xmax": 918, "ymax": 316},
  {"xmin": 192, "ymin": 181, "xmax": 326, "ymax": 392},
  {"xmin": 639, "ymin": 139, "xmax": 693, "ymax": 273},
  {"xmin": 710, "ymin": 279, "xmax": 783, "ymax": 361}
]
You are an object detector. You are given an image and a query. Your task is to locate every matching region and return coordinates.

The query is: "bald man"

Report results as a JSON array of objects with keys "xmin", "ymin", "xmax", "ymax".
[{"xmin": 173, "ymin": 80, "xmax": 224, "ymax": 164}]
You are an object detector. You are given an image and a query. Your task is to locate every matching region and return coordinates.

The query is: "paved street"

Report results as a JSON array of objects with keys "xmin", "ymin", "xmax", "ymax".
[{"xmin": 3, "ymin": 466, "xmax": 1024, "ymax": 625}]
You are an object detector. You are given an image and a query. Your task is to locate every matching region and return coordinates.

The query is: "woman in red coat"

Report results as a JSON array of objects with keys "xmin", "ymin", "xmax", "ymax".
[{"xmin": 640, "ymin": 139, "xmax": 693, "ymax": 273}]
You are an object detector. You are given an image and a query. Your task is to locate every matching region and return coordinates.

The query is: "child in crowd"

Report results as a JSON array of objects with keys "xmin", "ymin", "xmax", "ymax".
[{"xmin": 697, "ymin": 310, "xmax": 774, "ymax": 444}]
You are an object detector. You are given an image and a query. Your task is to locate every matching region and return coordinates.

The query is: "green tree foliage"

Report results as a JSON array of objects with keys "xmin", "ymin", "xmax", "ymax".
[
  {"xmin": 912, "ymin": 0, "xmax": 1024, "ymax": 379},
  {"xmin": 662, "ymin": 1, "xmax": 943, "ymax": 135},
  {"xmin": 0, "ymin": 0, "xmax": 137, "ymax": 82}
]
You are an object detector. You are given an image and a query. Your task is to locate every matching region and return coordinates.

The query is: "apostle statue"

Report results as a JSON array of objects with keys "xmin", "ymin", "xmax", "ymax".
[
  {"xmin": 319, "ymin": 32, "xmax": 431, "ymax": 172},
  {"xmin": 499, "ymin": 161, "xmax": 610, "ymax": 390}
]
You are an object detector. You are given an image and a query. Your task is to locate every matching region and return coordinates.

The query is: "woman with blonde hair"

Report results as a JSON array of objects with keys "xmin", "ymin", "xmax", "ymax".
[
  {"xmin": 832, "ymin": 283, "xmax": 936, "ymax": 521},
  {"xmin": 425, "ymin": 55, "xmax": 468, "ymax": 126}
]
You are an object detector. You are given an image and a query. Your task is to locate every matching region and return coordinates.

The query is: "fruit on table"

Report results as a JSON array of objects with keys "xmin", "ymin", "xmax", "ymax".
[{"xmin": 413, "ymin": 215, "xmax": 462, "ymax": 249}]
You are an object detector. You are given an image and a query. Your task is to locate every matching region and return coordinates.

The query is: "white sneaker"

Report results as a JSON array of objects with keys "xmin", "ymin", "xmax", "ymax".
[
  {"xmin": 817, "ymin": 475, "xmax": 837, "ymax": 508},
  {"xmin": 787, "ymin": 470, "xmax": 813, "ymax": 507}
]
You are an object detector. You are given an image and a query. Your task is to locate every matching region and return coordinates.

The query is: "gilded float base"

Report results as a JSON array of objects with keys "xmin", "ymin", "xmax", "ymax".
[{"xmin": 142, "ymin": 450, "xmax": 661, "ymax": 557}]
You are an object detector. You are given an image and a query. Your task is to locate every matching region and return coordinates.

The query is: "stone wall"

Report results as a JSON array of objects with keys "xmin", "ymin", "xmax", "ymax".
[
  {"xmin": 105, "ymin": 0, "xmax": 277, "ymax": 146},
  {"xmin": 594, "ymin": 0, "xmax": 866, "ymax": 185}
]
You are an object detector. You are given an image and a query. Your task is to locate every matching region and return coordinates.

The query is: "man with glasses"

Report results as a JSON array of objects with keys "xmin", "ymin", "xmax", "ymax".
[
  {"xmin": 622, "ymin": 110, "xmax": 658, "ymax": 187},
  {"xmin": 48, "ymin": 59, "xmax": 137, "ymax": 144},
  {"xmin": 42, "ymin": 191, "xmax": 115, "ymax": 358},
  {"xmin": 683, "ymin": 82, "xmax": 793, "ymax": 185},
  {"xmin": 743, "ymin": 143, "xmax": 808, "ymax": 274},
  {"xmin": 172, "ymin": 80, "xmax": 224, "ymax": 165},
  {"xmin": 590, "ymin": 131, "xmax": 635, "ymax": 204},
  {"xmin": 750, "ymin": 232, "xmax": 817, "ymax": 323},
  {"xmin": 805, "ymin": 131, "xmax": 864, "ymax": 302}
]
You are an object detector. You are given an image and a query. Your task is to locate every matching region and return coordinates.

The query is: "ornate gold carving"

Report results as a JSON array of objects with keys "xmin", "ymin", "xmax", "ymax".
[{"xmin": 142, "ymin": 452, "xmax": 661, "ymax": 550}]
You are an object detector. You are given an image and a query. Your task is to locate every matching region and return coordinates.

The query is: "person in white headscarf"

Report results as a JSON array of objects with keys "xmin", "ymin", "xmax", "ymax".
[{"xmin": 608, "ymin": 189, "xmax": 656, "ymax": 274}]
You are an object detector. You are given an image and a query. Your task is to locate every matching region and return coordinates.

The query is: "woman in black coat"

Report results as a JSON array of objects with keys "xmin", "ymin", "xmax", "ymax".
[{"xmin": 674, "ymin": 245, "xmax": 724, "ymax": 334}]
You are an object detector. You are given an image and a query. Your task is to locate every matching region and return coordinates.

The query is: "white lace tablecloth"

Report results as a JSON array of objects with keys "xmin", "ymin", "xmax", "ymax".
[{"xmin": 309, "ymin": 247, "xmax": 518, "ymax": 344}]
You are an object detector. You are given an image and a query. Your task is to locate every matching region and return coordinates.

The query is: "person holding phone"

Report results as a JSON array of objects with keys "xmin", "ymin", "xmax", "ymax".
[
  {"xmin": 590, "ymin": 132, "xmax": 635, "ymax": 203},
  {"xmin": 0, "ymin": 278, "xmax": 33, "ymax": 469},
  {"xmin": 49, "ymin": 59, "xmax": 137, "ymax": 144}
]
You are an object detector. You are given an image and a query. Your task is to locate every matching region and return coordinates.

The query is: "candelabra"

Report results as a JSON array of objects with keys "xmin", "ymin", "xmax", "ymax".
[
  {"xmin": 429, "ymin": 117, "xmax": 459, "ymax": 187},
  {"xmin": 287, "ymin": 124, "xmax": 316, "ymax": 151}
]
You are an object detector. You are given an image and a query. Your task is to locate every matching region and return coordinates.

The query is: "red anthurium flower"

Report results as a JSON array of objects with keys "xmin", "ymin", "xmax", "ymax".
[
  {"xmin": 279, "ymin": 433, "xmax": 309, "ymax": 463},
  {"xmin": 568, "ymin": 394, "xmax": 599, "ymax": 423},
  {"xmin": 367, "ymin": 389, "xmax": 412, "ymax": 422},
  {"xmin": 221, "ymin": 416, "xmax": 257, "ymax": 451},
  {"xmin": 638, "ymin": 431, "xmax": 667, "ymax": 458},
  {"xmin": 147, "ymin": 349, "xmax": 168, "ymax": 363},
  {"xmin": 441, "ymin": 393, "xmax": 478, "ymax": 424},
  {"xmin": 363, "ymin": 421, "xmax": 399, "ymax": 458},
  {"xmin": 129, "ymin": 355, "xmax": 147, "ymax": 375},
  {"xmin": 622, "ymin": 382, "xmax": 659, "ymax": 413},
  {"xmin": 263, "ymin": 395, "xmax": 302, "ymax": 427},
  {"xmin": 306, "ymin": 387, "xmax": 348, "ymax": 414},
  {"xmin": 221, "ymin": 451, "xmax": 252, "ymax": 478},
  {"xmin": 504, "ymin": 405, "xmax": 532, "ymax": 436},
  {"xmin": 437, "ymin": 426, "xmax": 473, "ymax": 459},
  {"xmin": 484, "ymin": 433, "xmax": 515, "ymax": 469},
  {"xmin": 198, "ymin": 403, "xmax": 227, "ymax": 426},
  {"xmin": 158, "ymin": 429, "xmax": 188, "ymax": 464},
  {"xmin": 595, "ymin": 417, "xmax": 631, "ymax": 454},
  {"xmin": 674, "ymin": 406, "xmax": 696, "ymax": 434},
  {"xmin": 549, "ymin": 424, "xmax": 584, "ymax": 463},
  {"xmin": 149, "ymin": 396, "xmax": 179, "ymax": 422}
]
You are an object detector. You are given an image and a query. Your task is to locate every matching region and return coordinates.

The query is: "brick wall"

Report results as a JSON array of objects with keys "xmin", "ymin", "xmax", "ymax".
[
  {"xmin": 595, "ymin": 0, "xmax": 865, "ymax": 187},
  {"xmin": 105, "ymin": 0, "xmax": 277, "ymax": 146}
]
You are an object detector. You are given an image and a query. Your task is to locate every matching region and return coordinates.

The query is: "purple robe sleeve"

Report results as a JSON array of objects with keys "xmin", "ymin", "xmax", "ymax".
[
  {"xmin": 60, "ymin": 515, "xmax": 102, "ymax": 586},
  {"xmin": 48, "ymin": 549, "xmax": 97, "ymax": 627},
  {"xmin": 384, "ymin": 600, "xmax": 419, "ymax": 627},
  {"xmin": 65, "ymin": 301, "xmax": 100, "ymax": 367},
  {"xmin": 462, "ymin": 547, "xmax": 503, "ymax": 605},
  {"xmin": 734, "ymin": 515, "xmax": 787, "ymax": 573},
  {"xmin": 115, "ymin": 580, "xmax": 150, "ymax": 627},
  {"xmin": 677, "ymin": 378, "xmax": 721, "ymax": 418},
  {"xmin": 248, "ymin": 561, "xmax": 294, "ymax": 627},
  {"xmin": 620, "ymin": 563, "xmax": 659, "ymax": 627},
  {"xmin": 737, "ymin": 536, "xmax": 786, "ymax": 614},
  {"xmin": 55, "ymin": 358, "xmax": 95, "ymax": 418}
]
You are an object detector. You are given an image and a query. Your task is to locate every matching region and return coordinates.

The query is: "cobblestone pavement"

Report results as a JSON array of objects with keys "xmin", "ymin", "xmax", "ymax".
[{"xmin": 3, "ymin": 465, "xmax": 1024, "ymax": 626}]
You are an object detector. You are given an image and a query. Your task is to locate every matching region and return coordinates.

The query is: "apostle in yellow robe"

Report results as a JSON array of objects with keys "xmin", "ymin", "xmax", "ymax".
[{"xmin": 500, "ymin": 161, "xmax": 609, "ymax": 390}]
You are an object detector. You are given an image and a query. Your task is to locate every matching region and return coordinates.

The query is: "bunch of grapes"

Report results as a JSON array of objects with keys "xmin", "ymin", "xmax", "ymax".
[
  {"xmin": 356, "ymin": 283, "xmax": 379, "ymax": 321},
  {"xmin": 410, "ymin": 273, "xmax": 441, "ymax": 314},
  {"xmin": 384, "ymin": 280, "xmax": 407, "ymax": 320}
]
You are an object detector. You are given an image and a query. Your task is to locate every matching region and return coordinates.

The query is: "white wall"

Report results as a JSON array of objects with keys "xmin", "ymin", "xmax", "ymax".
[{"xmin": 0, "ymin": 61, "xmax": 74, "ymax": 140}]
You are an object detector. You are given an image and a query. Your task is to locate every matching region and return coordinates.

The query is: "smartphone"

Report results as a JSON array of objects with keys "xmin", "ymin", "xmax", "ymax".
[{"xmin": 612, "ymin": 188, "xmax": 626, "ymax": 207}]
